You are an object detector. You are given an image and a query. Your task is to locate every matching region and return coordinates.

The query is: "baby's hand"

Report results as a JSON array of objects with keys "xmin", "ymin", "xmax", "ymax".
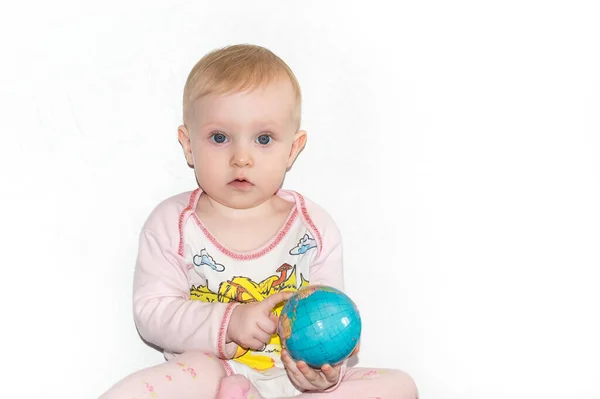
[
  {"xmin": 281, "ymin": 349, "xmax": 342, "ymax": 392},
  {"xmin": 227, "ymin": 291, "xmax": 293, "ymax": 351}
]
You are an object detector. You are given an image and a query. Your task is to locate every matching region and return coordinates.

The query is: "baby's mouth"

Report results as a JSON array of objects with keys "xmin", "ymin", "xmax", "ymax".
[{"xmin": 228, "ymin": 178, "xmax": 254, "ymax": 189}]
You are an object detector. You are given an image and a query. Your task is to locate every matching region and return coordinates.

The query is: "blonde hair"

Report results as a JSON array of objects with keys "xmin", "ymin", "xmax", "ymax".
[{"xmin": 182, "ymin": 44, "xmax": 302, "ymax": 127}]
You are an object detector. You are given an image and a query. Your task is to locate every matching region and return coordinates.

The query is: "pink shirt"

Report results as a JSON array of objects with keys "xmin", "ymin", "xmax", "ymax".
[{"xmin": 132, "ymin": 188, "xmax": 345, "ymax": 371}]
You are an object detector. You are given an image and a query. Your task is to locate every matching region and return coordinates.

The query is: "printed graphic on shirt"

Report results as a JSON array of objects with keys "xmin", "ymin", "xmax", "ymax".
[
  {"xmin": 288, "ymin": 233, "xmax": 317, "ymax": 255},
  {"xmin": 192, "ymin": 249, "xmax": 225, "ymax": 272},
  {"xmin": 190, "ymin": 263, "xmax": 309, "ymax": 371}
]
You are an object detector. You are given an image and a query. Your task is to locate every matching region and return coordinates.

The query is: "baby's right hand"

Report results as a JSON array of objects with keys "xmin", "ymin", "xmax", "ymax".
[{"xmin": 226, "ymin": 291, "xmax": 294, "ymax": 351}]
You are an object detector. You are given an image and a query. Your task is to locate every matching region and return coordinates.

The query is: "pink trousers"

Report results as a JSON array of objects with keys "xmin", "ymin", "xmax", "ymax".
[{"xmin": 99, "ymin": 351, "xmax": 418, "ymax": 399}]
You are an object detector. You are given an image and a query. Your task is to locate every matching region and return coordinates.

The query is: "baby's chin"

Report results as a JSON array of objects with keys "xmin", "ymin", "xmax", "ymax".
[{"xmin": 209, "ymin": 191, "xmax": 275, "ymax": 211}]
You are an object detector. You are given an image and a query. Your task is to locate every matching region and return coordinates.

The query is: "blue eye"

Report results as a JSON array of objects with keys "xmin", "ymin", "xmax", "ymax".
[
  {"xmin": 211, "ymin": 133, "xmax": 228, "ymax": 144},
  {"xmin": 256, "ymin": 134, "xmax": 272, "ymax": 145}
]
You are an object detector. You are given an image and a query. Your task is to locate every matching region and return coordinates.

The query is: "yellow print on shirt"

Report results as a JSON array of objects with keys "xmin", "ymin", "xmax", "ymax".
[{"xmin": 190, "ymin": 263, "xmax": 309, "ymax": 371}]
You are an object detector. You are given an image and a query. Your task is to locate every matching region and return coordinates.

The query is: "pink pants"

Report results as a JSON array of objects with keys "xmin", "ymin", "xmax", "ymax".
[{"xmin": 99, "ymin": 351, "xmax": 418, "ymax": 399}]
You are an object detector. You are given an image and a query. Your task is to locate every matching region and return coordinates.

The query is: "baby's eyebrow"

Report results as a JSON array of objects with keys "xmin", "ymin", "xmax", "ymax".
[
  {"xmin": 197, "ymin": 120, "xmax": 291, "ymax": 134},
  {"xmin": 198, "ymin": 122, "xmax": 232, "ymax": 133},
  {"xmin": 251, "ymin": 121, "xmax": 281, "ymax": 129}
]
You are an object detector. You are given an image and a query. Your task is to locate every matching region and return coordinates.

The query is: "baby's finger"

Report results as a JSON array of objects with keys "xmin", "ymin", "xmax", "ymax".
[
  {"xmin": 281, "ymin": 350, "xmax": 297, "ymax": 369},
  {"xmin": 297, "ymin": 360, "xmax": 320, "ymax": 383},
  {"xmin": 286, "ymin": 370, "xmax": 302, "ymax": 388},
  {"xmin": 349, "ymin": 341, "xmax": 361, "ymax": 357},
  {"xmin": 257, "ymin": 314, "xmax": 277, "ymax": 335},
  {"xmin": 246, "ymin": 337, "xmax": 267, "ymax": 351},
  {"xmin": 321, "ymin": 364, "xmax": 339, "ymax": 383},
  {"xmin": 253, "ymin": 329, "xmax": 272, "ymax": 345},
  {"xmin": 282, "ymin": 351, "xmax": 307, "ymax": 382},
  {"xmin": 262, "ymin": 291, "xmax": 294, "ymax": 312}
]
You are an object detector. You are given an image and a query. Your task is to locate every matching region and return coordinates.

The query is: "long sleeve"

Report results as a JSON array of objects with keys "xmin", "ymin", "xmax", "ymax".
[
  {"xmin": 133, "ymin": 228, "xmax": 239, "ymax": 358},
  {"xmin": 302, "ymin": 197, "xmax": 345, "ymax": 292},
  {"xmin": 301, "ymin": 196, "xmax": 350, "ymax": 391}
]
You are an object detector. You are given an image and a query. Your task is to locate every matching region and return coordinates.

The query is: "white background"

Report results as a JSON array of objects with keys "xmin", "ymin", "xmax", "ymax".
[{"xmin": 1, "ymin": 1, "xmax": 599, "ymax": 398}]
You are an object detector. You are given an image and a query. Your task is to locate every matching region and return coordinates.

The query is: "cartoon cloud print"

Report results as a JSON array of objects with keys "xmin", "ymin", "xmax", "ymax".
[
  {"xmin": 289, "ymin": 233, "xmax": 317, "ymax": 255},
  {"xmin": 193, "ymin": 249, "xmax": 225, "ymax": 272}
]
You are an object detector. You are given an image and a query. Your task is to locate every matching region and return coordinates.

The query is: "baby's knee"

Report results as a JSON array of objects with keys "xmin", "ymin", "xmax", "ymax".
[
  {"xmin": 170, "ymin": 351, "xmax": 227, "ymax": 379},
  {"xmin": 99, "ymin": 351, "xmax": 227, "ymax": 399},
  {"xmin": 384, "ymin": 369, "xmax": 418, "ymax": 399}
]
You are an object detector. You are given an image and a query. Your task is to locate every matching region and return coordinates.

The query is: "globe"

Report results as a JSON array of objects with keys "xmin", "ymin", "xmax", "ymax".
[{"xmin": 278, "ymin": 285, "xmax": 361, "ymax": 368}]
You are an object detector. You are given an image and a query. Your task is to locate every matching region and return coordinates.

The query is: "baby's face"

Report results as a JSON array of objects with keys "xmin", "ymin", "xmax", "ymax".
[{"xmin": 183, "ymin": 77, "xmax": 303, "ymax": 209}]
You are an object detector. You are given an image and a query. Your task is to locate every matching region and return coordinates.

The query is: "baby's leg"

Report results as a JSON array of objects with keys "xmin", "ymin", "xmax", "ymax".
[
  {"xmin": 217, "ymin": 367, "xmax": 418, "ymax": 399},
  {"xmin": 217, "ymin": 375, "xmax": 253, "ymax": 399},
  {"xmin": 99, "ymin": 351, "xmax": 227, "ymax": 399},
  {"xmin": 305, "ymin": 367, "xmax": 418, "ymax": 399}
]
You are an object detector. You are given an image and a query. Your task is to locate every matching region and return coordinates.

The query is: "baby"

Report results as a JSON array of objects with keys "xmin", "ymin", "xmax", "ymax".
[{"xmin": 100, "ymin": 44, "xmax": 418, "ymax": 399}]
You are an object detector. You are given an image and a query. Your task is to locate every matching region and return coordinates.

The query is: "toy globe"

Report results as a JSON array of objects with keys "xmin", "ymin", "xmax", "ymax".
[{"xmin": 278, "ymin": 285, "xmax": 361, "ymax": 368}]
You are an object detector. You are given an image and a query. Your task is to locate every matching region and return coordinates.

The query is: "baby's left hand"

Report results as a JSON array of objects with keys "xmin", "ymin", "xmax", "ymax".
[{"xmin": 281, "ymin": 349, "xmax": 342, "ymax": 392}]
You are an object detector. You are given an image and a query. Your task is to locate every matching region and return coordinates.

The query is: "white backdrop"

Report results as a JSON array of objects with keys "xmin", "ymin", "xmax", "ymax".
[{"xmin": 1, "ymin": 1, "xmax": 599, "ymax": 398}]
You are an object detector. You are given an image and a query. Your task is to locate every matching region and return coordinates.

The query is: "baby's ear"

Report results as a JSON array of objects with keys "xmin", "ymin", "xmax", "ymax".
[
  {"xmin": 287, "ymin": 130, "xmax": 307, "ymax": 169},
  {"xmin": 177, "ymin": 125, "xmax": 194, "ymax": 167}
]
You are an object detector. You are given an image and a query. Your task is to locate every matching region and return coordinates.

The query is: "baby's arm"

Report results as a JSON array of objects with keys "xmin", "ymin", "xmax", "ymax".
[
  {"xmin": 133, "ymin": 228, "xmax": 239, "ymax": 358},
  {"xmin": 301, "ymin": 200, "xmax": 351, "ymax": 391},
  {"xmin": 307, "ymin": 203, "xmax": 345, "ymax": 291}
]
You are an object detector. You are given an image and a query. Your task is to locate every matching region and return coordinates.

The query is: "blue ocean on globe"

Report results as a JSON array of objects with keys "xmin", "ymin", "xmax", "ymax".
[{"xmin": 278, "ymin": 285, "xmax": 361, "ymax": 368}]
